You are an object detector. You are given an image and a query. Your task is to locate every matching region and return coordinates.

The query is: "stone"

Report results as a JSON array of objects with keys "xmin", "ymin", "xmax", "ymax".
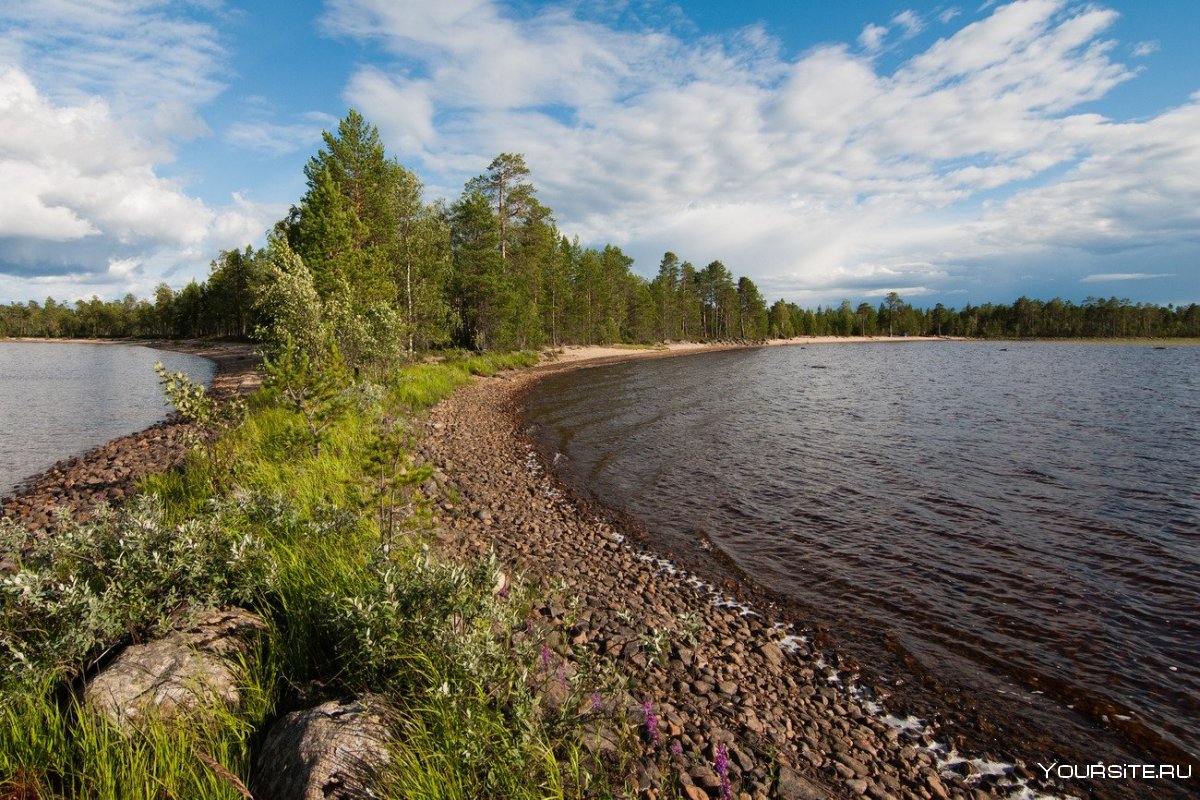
[
  {"xmin": 579, "ymin": 723, "xmax": 622, "ymax": 759},
  {"xmin": 845, "ymin": 777, "xmax": 869, "ymax": 795},
  {"xmin": 926, "ymin": 773, "xmax": 950, "ymax": 800},
  {"xmin": 758, "ymin": 642, "xmax": 784, "ymax": 669},
  {"xmin": 776, "ymin": 766, "xmax": 832, "ymax": 800},
  {"xmin": 84, "ymin": 607, "xmax": 265, "ymax": 731},
  {"xmin": 252, "ymin": 697, "xmax": 392, "ymax": 800}
]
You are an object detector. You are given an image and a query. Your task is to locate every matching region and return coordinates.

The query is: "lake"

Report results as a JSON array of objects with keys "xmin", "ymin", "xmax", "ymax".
[
  {"xmin": 526, "ymin": 341, "xmax": 1200, "ymax": 766},
  {"xmin": 0, "ymin": 342, "xmax": 216, "ymax": 497}
]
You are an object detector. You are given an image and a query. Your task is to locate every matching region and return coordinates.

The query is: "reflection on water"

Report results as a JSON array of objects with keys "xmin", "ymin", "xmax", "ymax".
[
  {"xmin": 526, "ymin": 342, "xmax": 1200, "ymax": 763},
  {"xmin": 0, "ymin": 342, "xmax": 215, "ymax": 496}
]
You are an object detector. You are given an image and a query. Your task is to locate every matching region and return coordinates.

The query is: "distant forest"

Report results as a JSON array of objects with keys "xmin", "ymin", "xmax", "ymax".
[{"xmin": 1, "ymin": 111, "xmax": 1197, "ymax": 349}]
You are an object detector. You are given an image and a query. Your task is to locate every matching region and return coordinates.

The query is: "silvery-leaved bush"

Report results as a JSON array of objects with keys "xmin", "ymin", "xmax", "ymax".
[{"xmin": 0, "ymin": 494, "xmax": 274, "ymax": 684}]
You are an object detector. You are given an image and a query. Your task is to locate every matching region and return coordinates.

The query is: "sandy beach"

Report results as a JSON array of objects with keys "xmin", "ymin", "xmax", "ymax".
[{"xmin": 540, "ymin": 336, "xmax": 958, "ymax": 366}]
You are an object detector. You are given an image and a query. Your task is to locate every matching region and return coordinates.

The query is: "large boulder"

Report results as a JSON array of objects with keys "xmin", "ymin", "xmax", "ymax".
[
  {"xmin": 252, "ymin": 697, "xmax": 393, "ymax": 800},
  {"xmin": 84, "ymin": 607, "xmax": 266, "ymax": 730}
]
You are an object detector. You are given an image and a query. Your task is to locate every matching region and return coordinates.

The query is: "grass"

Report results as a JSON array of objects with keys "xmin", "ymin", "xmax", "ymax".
[
  {"xmin": 1, "ymin": 654, "xmax": 273, "ymax": 800},
  {"xmin": 0, "ymin": 349, "xmax": 631, "ymax": 799}
]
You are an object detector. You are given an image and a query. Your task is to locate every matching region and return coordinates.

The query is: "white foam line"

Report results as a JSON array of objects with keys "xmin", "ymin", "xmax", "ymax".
[
  {"xmin": 778, "ymin": 634, "xmax": 808, "ymax": 654},
  {"xmin": 553, "ymin": 495, "xmax": 1071, "ymax": 800},
  {"xmin": 884, "ymin": 714, "xmax": 925, "ymax": 733}
]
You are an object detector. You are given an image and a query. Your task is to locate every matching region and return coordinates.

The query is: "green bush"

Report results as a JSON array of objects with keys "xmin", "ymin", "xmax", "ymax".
[
  {"xmin": 0, "ymin": 496, "xmax": 274, "ymax": 685},
  {"xmin": 1, "ymin": 348, "xmax": 632, "ymax": 798}
]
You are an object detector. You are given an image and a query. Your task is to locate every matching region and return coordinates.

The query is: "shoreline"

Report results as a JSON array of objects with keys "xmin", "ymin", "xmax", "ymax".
[
  {"xmin": 421, "ymin": 342, "xmax": 1188, "ymax": 800},
  {"xmin": 3, "ymin": 337, "xmax": 1190, "ymax": 796},
  {"xmin": 0, "ymin": 339, "xmax": 260, "ymax": 531}
]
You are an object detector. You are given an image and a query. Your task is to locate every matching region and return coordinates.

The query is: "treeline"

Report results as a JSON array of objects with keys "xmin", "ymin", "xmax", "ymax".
[
  {"xmin": 1, "ymin": 110, "xmax": 1196, "ymax": 354},
  {"xmin": 6, "ymin": 279, "xmax": 1196, "ymax": 346},
  {"xmin": 0, "ymin": 111, "xmax": 770, "ymax": 364},
  {"xmin": 0, "ymin": 252, "xmax": 259, "ymax": 340},
  {"xmin": 766, "ymin": 294, "xmax": 1200, "ymax": 339}
]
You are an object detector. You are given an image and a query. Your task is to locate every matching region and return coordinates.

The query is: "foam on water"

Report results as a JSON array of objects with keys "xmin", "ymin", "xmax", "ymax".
[{"xmin": 526, "ymin": 342, "xmax": 1200, "ymax": 771}]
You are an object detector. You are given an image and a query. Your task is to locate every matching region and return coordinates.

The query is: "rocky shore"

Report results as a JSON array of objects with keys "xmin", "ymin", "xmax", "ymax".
[
  {"xmin": 4, "ymin": 339, "xmax": 1186, "ymax": 798},
  {"xmin": 420, "ymin": 348, "xmax": 1075, "ymax": 800},
  {"xmin": 0, "ymin": 340, "xmax": 260, "ymax": 534}
]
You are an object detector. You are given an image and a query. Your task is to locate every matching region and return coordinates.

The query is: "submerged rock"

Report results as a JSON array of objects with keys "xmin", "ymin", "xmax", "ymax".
[
  {"xmin": 252, "ymin": 697, "xmax": 393, "ymax": 800},
  {"xmin": 84, "ymin": 607, "xmax": 266, "ymax": 731}
]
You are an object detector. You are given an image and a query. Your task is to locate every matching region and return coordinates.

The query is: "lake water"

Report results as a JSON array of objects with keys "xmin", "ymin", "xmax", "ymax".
[
  {"xmin": 0, "ymin": 342, "xmax": 216, "ymax": 497},
  {"xmin": 526, "ymin": 341, "xmax": 1200, "ymax": 767}
]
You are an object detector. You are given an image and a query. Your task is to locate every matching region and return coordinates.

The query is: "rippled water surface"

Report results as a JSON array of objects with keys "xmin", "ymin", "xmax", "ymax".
[
  {"xmin": 0, "ymin": 342, "xmax": 215, "ymax": 497},
  {"xmin": 526, "ymin": 342, "xmax": 1200, "ymax": 762}
]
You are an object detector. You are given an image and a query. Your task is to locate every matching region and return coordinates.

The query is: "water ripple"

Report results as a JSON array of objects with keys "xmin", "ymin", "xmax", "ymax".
[{"xmin": 527, "ymin": 342, "xmax": 1200, "ymax": 763}]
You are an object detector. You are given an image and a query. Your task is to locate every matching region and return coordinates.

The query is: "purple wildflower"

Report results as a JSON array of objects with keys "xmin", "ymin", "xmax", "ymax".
[
  {"xmin": 641, "ymin": 698, "xmax": 660, "ymax": 745},
  {"xmin": 590, "ymin": 692, "xmax": 603, "ymax": 713},
  {"xmin": 715, "ymin": 742, "xmax": 732, "ymax": 800},
  {"xmin": 540, "ymin": 643, "xmax": 553, "ymax": 669},
  {"xmin": 670, "ymin": 740, "xmax": 683, "ymax": 757}
]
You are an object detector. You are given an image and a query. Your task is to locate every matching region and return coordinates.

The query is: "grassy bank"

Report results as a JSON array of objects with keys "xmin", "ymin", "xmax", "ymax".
[{"xmin": 0, "ymin": 350, "xmax": 633, "ymax": 799}]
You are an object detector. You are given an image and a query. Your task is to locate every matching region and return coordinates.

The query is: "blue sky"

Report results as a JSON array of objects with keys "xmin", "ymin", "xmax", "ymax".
[{"xmin": 1, "ymin": 0, "xmax": 1197, "ymax": 308}]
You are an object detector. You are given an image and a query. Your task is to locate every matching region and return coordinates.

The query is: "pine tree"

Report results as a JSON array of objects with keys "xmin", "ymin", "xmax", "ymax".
[
  {"xmin": 449, "ymin": 188, "xmax": 504, "ymax": 350},
  {"xmin": 652, "ymin": 252, "xmax": 680, "ymax": 340},
  {"xmin": 736, "ymin": 277, "xmax": 767, "ymax": 340}
]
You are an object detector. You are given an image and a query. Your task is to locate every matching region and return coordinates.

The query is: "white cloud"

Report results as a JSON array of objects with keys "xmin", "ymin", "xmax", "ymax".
[
  {"xmin": 344, "ymin": 69, "xmax": 437, "ymax": 156},
  {"xmin": 0, "ymin": 67, "xmax": 208, "ymax": 245},
  {"xmin": 1081, "ymin": 273, "xmax": 1172, "ymax": 282},
  {"xmin": 0, "ymin": 3, "xmax": 285, "ymax": 300},
  {"xmin": 1131, "ymin": 40, "xmax": 1160, "ymax": 58},
  {"xmin": 321, "ymin": 0, "xmax": 1199, "ymax": 304},
  {"xmin": 892, "ymin": 10, "xmax": 926, "ymax": 38},
  {"xmin": 858, "ymin": 23, "xmax": 889, "ymax": 52},
  {"xmin": 0, "ymin": 2, "xmax": 226, "ymax": 142},
  {"xmin": 939, "ymin": 8, "xmax": 963, "ymax": 24},
  {"xmin": 106, "ymin": 257, "xmax": 140, "ymax": 278},
  {"xmin": 0, "ymin": 66, "xmax": 273, "ymax": 298},
  {"xmin": 226, "ymin": 112, "xmax": 339, "ymax": 156}
]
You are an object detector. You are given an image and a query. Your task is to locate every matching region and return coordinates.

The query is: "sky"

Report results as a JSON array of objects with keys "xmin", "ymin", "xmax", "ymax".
[{"xmin": 1, "ymin": 0, "xmax": 1198, "ymax": 308}]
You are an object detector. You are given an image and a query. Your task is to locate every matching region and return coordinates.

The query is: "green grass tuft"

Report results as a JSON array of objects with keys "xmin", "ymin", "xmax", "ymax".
[{"xmin": 1, "ymin": 348, "xmax": 635, "ymax": 798}]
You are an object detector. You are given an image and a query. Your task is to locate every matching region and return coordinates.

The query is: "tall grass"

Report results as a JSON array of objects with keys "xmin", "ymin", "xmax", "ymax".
[
  {"xmin": 1, "ymin": 654, "xmax": 273, "ymax": 799},
  {"xmin": 389, "ymin": 350, "xmax": 538, "ymax": 411},
  {"xmin": 1, "ymin": 349, "xmax": 627, "ymax": 798}
]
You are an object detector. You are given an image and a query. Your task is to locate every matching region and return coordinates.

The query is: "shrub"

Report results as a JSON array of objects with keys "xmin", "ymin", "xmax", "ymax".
[{"xmin": 0, "ymin": 495, "xmax": 274, "ymax": 684}]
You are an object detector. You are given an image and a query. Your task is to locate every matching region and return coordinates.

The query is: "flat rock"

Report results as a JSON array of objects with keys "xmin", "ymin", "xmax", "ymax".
[
  {"xmin": 776, "ymin": 766, "xmax": 833, "ymax": 800},
  {"xmin": 84, "ymin": 607, "xmax": 266, "ymax": 730},
  {"xmin": 252, "ymin": 697, "xmax": 393, "ymax": 800}
]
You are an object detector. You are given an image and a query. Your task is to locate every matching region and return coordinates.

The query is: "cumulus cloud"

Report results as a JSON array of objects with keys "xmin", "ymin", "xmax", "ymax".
[
  {"xmin": 0, "ymin": 1, "xmax": 226, "ymax": 141},
  {"xmin": 0, "ymin": 67, "xmax": 209, "ymax": 246},
  {"xmin": 5, "ymin": 0, "xmax": 1196, "ymax": 305},
  {"xmin": 0, "ymin": 66, "xmax": 272, "ymax": 299},
  {"xmin": 321, "ymin": 0, "xmax": 1199, "ymax": 303}
]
